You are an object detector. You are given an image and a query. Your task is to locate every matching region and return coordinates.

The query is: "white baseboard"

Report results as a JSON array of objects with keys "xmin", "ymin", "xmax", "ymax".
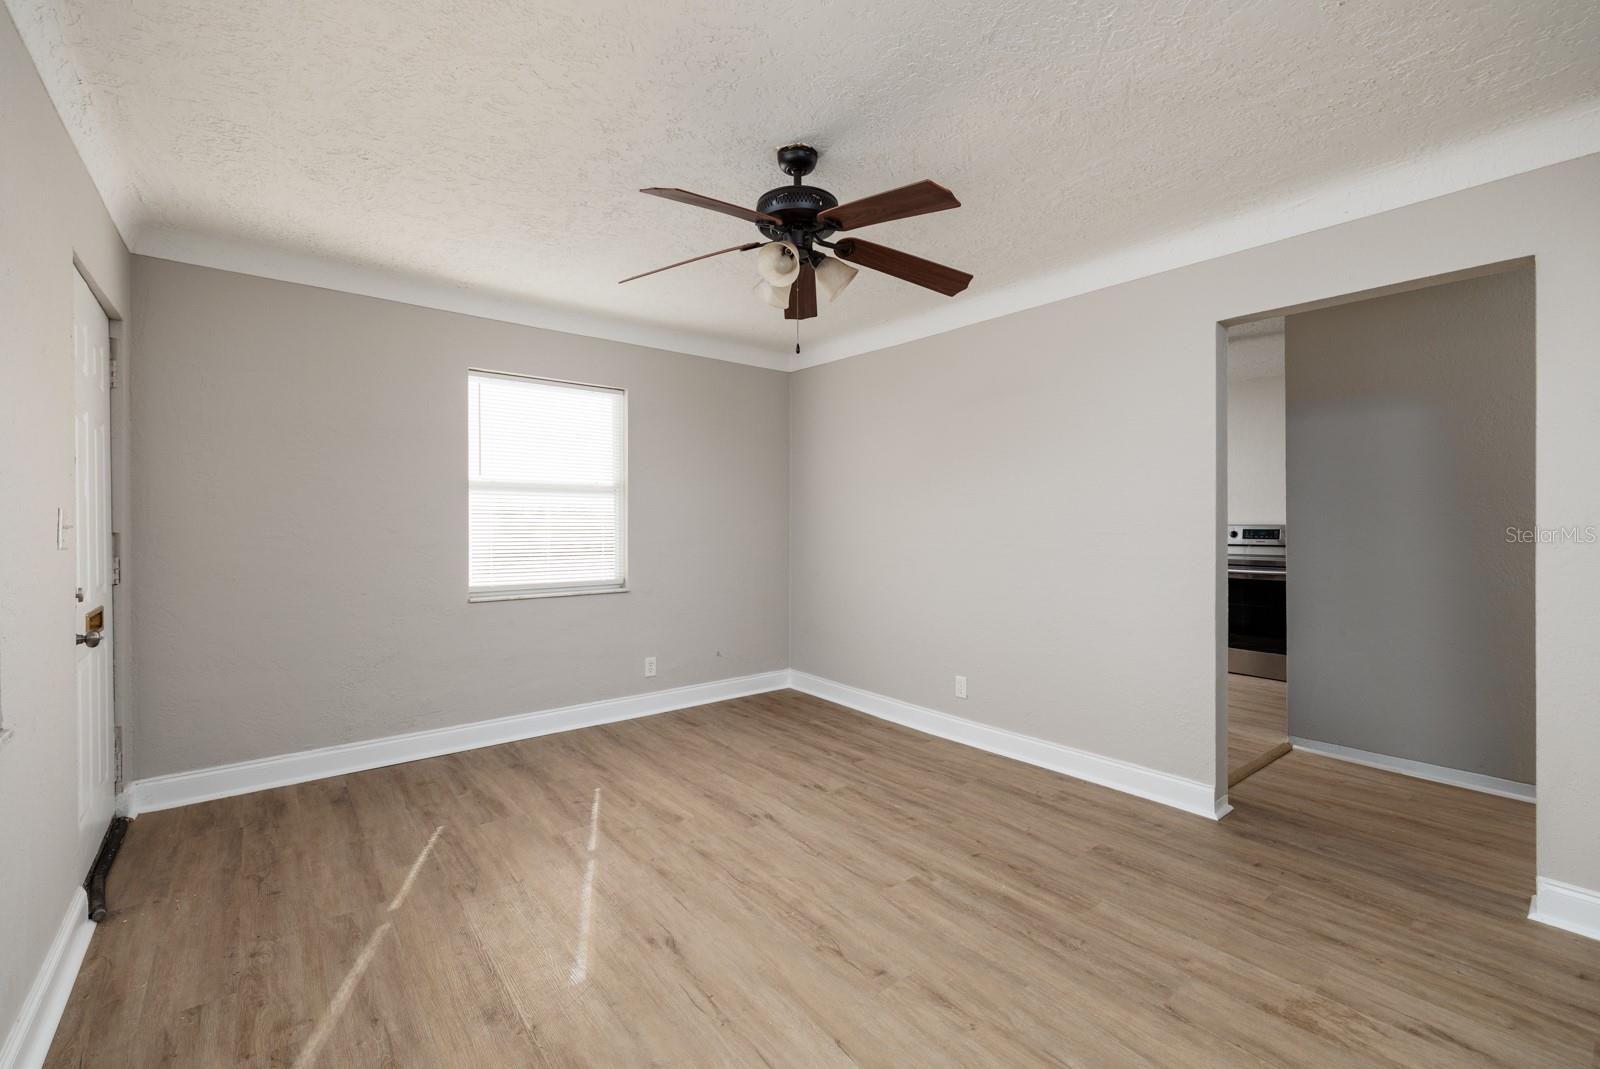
[
  {"xmin": 126, "ymin": 671, "xmax": 789, "ymax": 815},
  {"xmin": 1528, "ymin": 878, "xmax": 1600, "ymax": 942},
  {"xmin": 787, "ymin": 671, "xmax": 1225, "ymax": 820},
  {"xmin": 1288, "ymin": 737, "xmax": 1535, "ymax": 802},
  {"xmin": 0, "ymin": 888, "xmax": 94, "ymax": 1069}
]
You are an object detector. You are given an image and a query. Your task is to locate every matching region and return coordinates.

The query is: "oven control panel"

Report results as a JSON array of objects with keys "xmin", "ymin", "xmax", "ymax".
[{"xmin": 1227, "ymin": 524, "xmax": 1286, "ymax": 547}]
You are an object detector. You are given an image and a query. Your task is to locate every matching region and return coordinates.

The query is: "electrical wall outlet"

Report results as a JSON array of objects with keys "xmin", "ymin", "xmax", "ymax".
[
  {"xmin": 955, "ymin": 675, "xmax": 968, "ymax": 699},
  {"xmin": 644, "ymin": 656, "xmax": 657, "ymax": 678}
]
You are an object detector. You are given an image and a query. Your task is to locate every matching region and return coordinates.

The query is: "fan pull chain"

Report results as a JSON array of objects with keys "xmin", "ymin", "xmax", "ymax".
[{"xmin": 795, "ymin": 316, "xmax": 800, "ymax": 356}]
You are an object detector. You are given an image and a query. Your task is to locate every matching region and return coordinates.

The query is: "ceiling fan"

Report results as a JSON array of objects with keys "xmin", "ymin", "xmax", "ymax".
[{"xmin": 621, "ymin": 144, "xmax": 972, "ymax": 342}]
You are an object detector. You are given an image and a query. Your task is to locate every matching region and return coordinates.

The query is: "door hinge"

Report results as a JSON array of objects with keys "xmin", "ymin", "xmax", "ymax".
[
  {"xmin": 108, "ymin": 350, "xmax": 118, "ymax": 389},
  {"xmin": 113, "ymin": 725, "xmax": 124, "ymax": 786},
  {"xmin": 111, "ymin": 532, "xmax": 121, "ymax": 586}
]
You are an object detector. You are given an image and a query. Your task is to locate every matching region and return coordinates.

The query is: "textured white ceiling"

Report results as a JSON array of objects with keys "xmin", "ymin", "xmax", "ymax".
[{"xmin": 9, "ymin": 0, "xmax": 1600, "ymax": 361}]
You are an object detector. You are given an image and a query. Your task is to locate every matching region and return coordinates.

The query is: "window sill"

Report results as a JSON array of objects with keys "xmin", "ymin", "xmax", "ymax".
[{"xmin": 469, "ymin": 586, "xmax": 630, "ymax": 603}]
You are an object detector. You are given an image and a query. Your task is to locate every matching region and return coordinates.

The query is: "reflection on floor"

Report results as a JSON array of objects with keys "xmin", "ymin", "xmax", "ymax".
[
  {"xmin": 46, "ymin": 690, "xmax": 1593, "ymax": 1068},
  {"xmin": 1227, "ymin": 672, "xmax": 1289, "ymax": 786}
]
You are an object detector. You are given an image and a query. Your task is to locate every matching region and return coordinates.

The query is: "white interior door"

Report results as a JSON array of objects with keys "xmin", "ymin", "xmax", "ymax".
[{"xmin": 73, "ymin": 269, "xmax": 116, "ymax": 833}]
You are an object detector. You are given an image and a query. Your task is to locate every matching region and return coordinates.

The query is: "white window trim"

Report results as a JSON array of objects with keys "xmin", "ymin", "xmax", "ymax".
[{"xmin": 467, "ymin": 368, "xmax": 629, "ymax": 603}]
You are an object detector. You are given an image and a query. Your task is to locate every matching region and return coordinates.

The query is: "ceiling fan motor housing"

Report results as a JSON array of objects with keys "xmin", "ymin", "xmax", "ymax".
[{"xmin": 756, "ymin": 185, "xmax": 839, "ymax": 245}]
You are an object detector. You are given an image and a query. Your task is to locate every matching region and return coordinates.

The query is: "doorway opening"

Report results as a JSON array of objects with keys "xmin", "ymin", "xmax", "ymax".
[{"xmin": 1220, "ymin": 260, "xmax": 1536, "ymax": 803}]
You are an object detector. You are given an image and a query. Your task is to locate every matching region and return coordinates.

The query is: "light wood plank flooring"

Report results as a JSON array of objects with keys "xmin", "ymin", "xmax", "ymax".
[
  {"xmin": 1228, "ymin": 672, "xmax": 1290, "ymax": 786},
  {"xmin": 46, "ymin": 689, "xmax": 1598, "ymax": 1067}
]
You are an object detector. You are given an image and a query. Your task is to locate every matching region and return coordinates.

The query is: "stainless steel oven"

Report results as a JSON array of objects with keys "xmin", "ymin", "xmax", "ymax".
[{"xmin": 1227, "ymin": 523, "xmax": 1286, "ymax": 680}]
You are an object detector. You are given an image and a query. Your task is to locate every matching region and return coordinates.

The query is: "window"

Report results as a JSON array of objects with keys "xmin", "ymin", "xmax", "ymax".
[{"xmin": 467, "ymin": 371, "xmax": 627, "ymax": 600}]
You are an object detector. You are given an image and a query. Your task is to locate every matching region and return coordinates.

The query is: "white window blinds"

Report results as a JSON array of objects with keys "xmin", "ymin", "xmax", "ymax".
[{"xmin": 468, "ymin": 371, "xmax": 626, "ymax": 598}]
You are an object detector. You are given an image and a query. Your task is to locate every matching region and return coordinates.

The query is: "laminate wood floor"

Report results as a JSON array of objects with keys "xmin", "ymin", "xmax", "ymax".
[
  {"xmin": 46, "ymin": 689, "xmax": 1598, "ymax": 1068},
  {"xmin": 1228, "ymin": 673, "xmax": 1290, "ymax": 786}
]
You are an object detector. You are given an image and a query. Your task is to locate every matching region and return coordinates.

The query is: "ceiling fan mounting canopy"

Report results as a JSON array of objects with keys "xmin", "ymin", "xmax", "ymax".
[{"xmin": 776, "ymin": 143, "xmax": 820, "ymax": 178}]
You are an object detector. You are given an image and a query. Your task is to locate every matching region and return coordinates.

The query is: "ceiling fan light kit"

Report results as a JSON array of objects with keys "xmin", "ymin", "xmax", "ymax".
[
  {"xmin": 815, "ymin": 256, "xmax": 857, "ymax": 301},
  {"xmin": 754, "ymin": 279, "xmax": 793, "ymax": 309},
  {"xmin": 624, "ymin": 144, "xmax": 972, "ymax": 346},
  {"xmin": 755, "ymin": 240, "xmax": 801, "ymax": 286}
]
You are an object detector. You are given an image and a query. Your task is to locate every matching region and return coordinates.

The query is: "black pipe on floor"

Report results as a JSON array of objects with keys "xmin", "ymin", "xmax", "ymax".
[{"xmin": 84, "ymin": 815, "xmax": 130, "ymax": 922}]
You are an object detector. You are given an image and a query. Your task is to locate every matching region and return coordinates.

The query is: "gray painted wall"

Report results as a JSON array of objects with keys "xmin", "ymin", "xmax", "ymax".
[
  {"xmin": 0, "ymin": 8, "xmax": 132, "ymax": 1052},
  {"xmin": 791, "ymin": 279, "xmax": 1224, "ymax": 785},
  {"xmin": 1285, "ymin": 269, "xmax": 1535, "ymax": 783},
  {"xmin": 127, "ymin": 257, "xmax": 789, "ymax": 779},
  {"xmin": 791, "ymin": 154, "xmax": 1600, "ymax": 895}
]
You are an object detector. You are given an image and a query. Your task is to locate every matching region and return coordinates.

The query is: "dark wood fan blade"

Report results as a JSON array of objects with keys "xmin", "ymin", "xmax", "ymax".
[
  {"xmin": 641, "ymin": 188, "xmax": 780, "ymax": 225},
  {"xmin": 818, "ymin": 180, "xmax": 959, "ymax": 231},
  {"xmin": 784, "ymin": 262, "xmax": 817, "ymax": 320},
  {"xmin": 833, "ymin": 238, "xmax": 972, "ymax": 296},
  {"xmin": 619, "ymin": 243, "xmax": 762, "ymax": 284}
]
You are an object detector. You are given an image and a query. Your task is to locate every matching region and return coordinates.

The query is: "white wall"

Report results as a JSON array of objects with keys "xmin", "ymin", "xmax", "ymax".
[
  {"xmin": 127, "ymin": 257, "xmax": 790, "ymax": 779},
  {"xmin": 1285, "ymin": 269, "xmax": 1534, "ymax": 783},
  {"xmin": 0, "ymin": 7, "xmax": 132, "ymax": 1054},
  {"xmin": 1226, "ymin": 331, "xmax": 1285, "ymax": 525},
  {"xmin": 790, "ymin": 153, "xmax": 1600, "ymax": 897}
]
